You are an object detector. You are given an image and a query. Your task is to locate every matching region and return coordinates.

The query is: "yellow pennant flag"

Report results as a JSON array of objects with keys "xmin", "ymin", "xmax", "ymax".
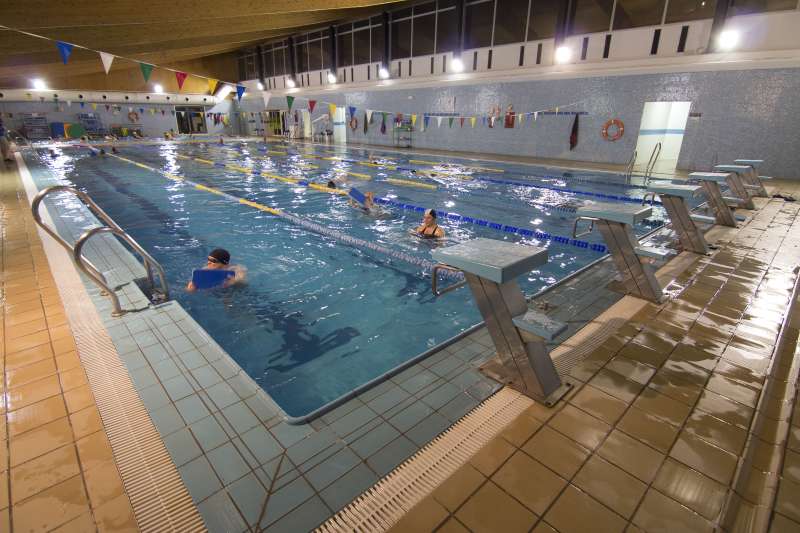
[
  {"xmin": 519, "ymin": 113, "xmax": 525, "ymax": 126},
  {"xmin": 328, "ymin": 103, "xmax": 337, "ymax": 117},
  {"xmin": 411, "ymin": 114, "xmax": 417, "ymax": 126},
  {"xmin": 207, "ymin": 78, "xmax": 218, "ymax": 94},
  {"xmin": 470, "ymin": 117, "xmax": 476, "ymax": 128},
  {"xmin": 91, "ymin": 103, "xmax": 97, "ymax": 110}
]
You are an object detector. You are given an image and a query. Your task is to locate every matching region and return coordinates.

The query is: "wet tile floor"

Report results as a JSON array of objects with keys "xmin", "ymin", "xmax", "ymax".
[
  {"xmin": 1, "ymin": 164, "xmax": 137, "ymax": 531},
  {"xmin": 384, "ymin": 186, "xmax": 800, "ymax": 532}
]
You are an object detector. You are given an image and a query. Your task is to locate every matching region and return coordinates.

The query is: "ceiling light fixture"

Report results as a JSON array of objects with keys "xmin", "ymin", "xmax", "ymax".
[
  {"xmin": 450, "ymin": 57, "xmax": 464, "ymax": 73},
  {"xmin": 286, "ymin": 78, "xmax": 296, "ymax": 88},
  {"xmin": 554, "ymin": 46, "xmax": 572, "ymax": 64},
  {"xmin": 31, "ymin": 78, "xmax": 47, "ymax": 90},
  {"xmin": 378, "ymin": 67, "xmax": 390, "ymax": 80},
  {"xmin": 153, "ymin": 84, "xmax": 164, "ymax": 93}
]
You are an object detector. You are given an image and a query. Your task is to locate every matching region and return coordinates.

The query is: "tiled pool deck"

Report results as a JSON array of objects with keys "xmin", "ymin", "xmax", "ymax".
[{"xmin": 14, "ymin": 149, "xmax": 506, "ymax": 531}]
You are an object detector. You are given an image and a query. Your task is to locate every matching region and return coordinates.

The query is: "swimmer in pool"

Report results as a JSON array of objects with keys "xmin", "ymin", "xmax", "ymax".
[
  {"xmin": 349, "ymin": 191, "xmax": 376, "ymax": 212},
  {"xmin": 413, "ymin": 209, "xmax": 445, "ymax": 239},
  {"xmin": 327, "ymin": 180, "xmax": 337, "ymax": 189},
  {"xmin": 186, "ymin": 248, "xmax": 247, "ymax": 292}
]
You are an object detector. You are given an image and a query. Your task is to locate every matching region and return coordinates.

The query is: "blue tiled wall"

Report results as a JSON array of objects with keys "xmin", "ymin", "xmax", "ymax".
[{"xmin": 242, "ymin": 67, "xmax": 800, "ymax": 179}]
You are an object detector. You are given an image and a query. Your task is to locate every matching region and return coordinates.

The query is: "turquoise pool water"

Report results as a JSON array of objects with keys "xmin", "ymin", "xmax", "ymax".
[{"xmin": 26, "ymin": 140, "xmax": 677, "ymax": 417}]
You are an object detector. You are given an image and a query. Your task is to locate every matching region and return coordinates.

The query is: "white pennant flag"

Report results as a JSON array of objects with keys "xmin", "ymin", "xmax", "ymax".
[
  {"xmin": 261, "ymin": 91, "xmax": 272, "ymax": 108},
  {"xmin": 534, "ymin": 112, "xmax": 539, "ymax": 121},
  {"xmin": 366, "ymin": 109, "xmax": 373, "ymax": 123},
  {"xmin": 66, "ymin": 100, "xmax": 72, "ymax": 107},
  {"xmin": 99, "ymin": 52, "xmax": 114, "ymax": 74},
  {"xmin": 436, "ymin": 116, "xmax": 443, "ymax": 128}
]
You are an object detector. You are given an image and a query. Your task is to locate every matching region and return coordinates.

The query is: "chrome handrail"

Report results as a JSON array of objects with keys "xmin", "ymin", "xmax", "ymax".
[
  {"xmin": 432, "ymin": 264, "xmax": 467, "ymax": 296},
  {"xmin": 641, "ymin": 192, "xmax": 657, "ymax": 205},
  {"xmin": 31, "ymin": 185, "xmax": 170, "ymax": 316},
  {"xmin": 572, "ymin": 216, "xmax": 599, "ymax": 238},
  {"xmin": 644, "ymin": 142, "xmax": 662, "ymax": 183},
  {"xmin": 7, "ymin": 129, "xmax": 29, "ymax": 147},
  {"xmin": 624, "ymin": 150, "xmax": 637, "ymax": 182}
]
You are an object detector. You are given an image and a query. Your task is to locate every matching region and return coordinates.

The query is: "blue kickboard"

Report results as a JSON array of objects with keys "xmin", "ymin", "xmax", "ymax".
[
  {"xmin": 348, "ymin": 187, "xmax": 366, "ymax": 207},
  {"xmin": 192, "ymin": 268, "xmax": 235, "ymax": 289}
]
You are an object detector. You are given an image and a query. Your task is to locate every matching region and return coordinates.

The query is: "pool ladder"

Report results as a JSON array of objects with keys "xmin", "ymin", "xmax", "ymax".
[
  {"xmin": 31, "ymin": 185, "xmax": 170, "ymax": 316},
  {"xmin": 643, "ymin": 142, "xmax": 662, "ymax": 184}
]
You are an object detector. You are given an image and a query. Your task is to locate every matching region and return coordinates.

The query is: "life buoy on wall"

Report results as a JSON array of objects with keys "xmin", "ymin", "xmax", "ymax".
[
  {"xmin": 601, "ymin": 118, "xmax": 624, "ymax": 141},
  {"xmin": 128, "ymin": 111, "xmax": 139, "ymax": 123}
]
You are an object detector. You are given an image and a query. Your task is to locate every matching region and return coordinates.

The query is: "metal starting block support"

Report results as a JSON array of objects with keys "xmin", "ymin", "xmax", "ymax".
[
  {"xmin": 712, "ymin": 165, "xmax": 756, "ymax": 209},
  {"xmin": 733, "ymin": 159, "xmax": 770, "ymax": 197},
  {"xmin": 646, "ymin": 182, "xmax": 709, "ymax": 255},
  {"xmin": 689, "ymin": 172, "xmax": 739, "ymax": 227}
]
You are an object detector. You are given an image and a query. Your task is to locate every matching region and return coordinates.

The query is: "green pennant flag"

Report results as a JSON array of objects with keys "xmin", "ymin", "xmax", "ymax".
[
  {"xmin": 139, "ymin": 63, "xmax": 154, "ymax": 83},
  {"xmin": 287, "ymin": 95, "xmax": 295, "ymax": 110},
  {"xmin": 449, "ymin": 117, "xmax": 454, "ymax": 128}
]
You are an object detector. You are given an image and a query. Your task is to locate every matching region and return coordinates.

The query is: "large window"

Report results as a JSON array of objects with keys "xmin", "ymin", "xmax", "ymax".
[
  {"xmin": 353, "ymin": 27, "xmax": 371, "ymax": 64},
  {"xmin": 295, "ymin": 41, "xmax": 308, "ymax": 73},
  {"xmin": 729, "ymin": 0, "xmax": 797, "ymax": 15},
  {"xmin": 391, "ymin": 15, "xmax": 412, "ymax": 59},
  {"xmin": 413, "ymin": 13, "xmax": 436, "ymax": 55},
  {"xmin": 571, "ymin": 0, "xmax": 613, "ymax": 34},
  {"xmin": 494, "ymin": 0, "xmax": 530, "ymax": 45},
  {"xmin": 371, "ymin": 17, "xmax": 385, "ymax": 63},
  {"xmin": 436, "ymin": 6, "xmax": 460, "ymax": 52},
  {"xmin": 665, "ymin": 0, "xmax": 717, "ymax": 22},
  {"xmin": 465, "ymin": 0, "xmax": 495, "ymax": 49},
  {"xmin": 528, "ymin": 0, "xmax": 559, "ymax": 40},
  {"xmin": 337, "ymin": 25, "xmax": 353, "ymax": 66},
  {"xmin": 613, "ymin": 0, "xmax": 666, "ymax": 29},
  {"xmin": 308, "ymin": 38, "xmax": 322, "ymax": 71}
]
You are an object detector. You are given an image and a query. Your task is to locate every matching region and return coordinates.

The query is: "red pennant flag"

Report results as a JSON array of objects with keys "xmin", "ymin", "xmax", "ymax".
[
  {"xmin": 460, "ymin": 117, "xmax": 465, "ymax": 127},
  {"xmin": 308, "ymin": 100, "xmax": 316, "ymax": 113},
  {"xmin": 175, "ymin": 71, "xmax": 188, "ymax": 90}
]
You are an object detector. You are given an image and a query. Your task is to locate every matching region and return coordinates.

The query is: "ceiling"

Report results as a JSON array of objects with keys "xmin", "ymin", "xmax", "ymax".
[{"xmin": 0, "ymin": 0, "xmax": 404, "ymax": 89}]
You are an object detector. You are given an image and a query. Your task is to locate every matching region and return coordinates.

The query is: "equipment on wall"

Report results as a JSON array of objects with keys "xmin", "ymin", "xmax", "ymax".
[{"xmin": 601, "ymin": 118, "xmax": 624, "ymax": 141}]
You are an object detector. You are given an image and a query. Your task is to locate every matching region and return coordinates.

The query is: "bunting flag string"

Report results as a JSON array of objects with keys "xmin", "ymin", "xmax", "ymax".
[
  {"xmin": 411, "ymin": 114, "xmax": 417, "ymax": 127},
  {"xmin": 348, "ymin": 106, "xmax": 357, "ymax": 119},
  {"xmin": 235, "ymin": 85, "xmax": 246, "ymax": 102},
  {"xmin": 328, "ymin": 103, "xmax": 337, "ymax": 117},
  {"xmin": 208, "ymin": 78, "xmax": 218, "ymax": 94},
  {"xmin": 99, "ymin": 52, "xmax": 114, "ymax": 74},
  {"xmin": 56, "ymin": 41, "xmax": 73, "ymax": 64},
  {"xmin": 363, "ymin": 111, "xmax": 368, "ymax": 134},
  {"xmin": 286, "ymin": 95, "xmax": 295, "ymax": 111},
  {"xmin": 139, "ymin": 62, "xmax": 154, "ymax": 83},
  {"xmin": 436, "ymin": 116, "xmax": 443, "ymax": 128},
  {"xmin": 175, "ymin": 71, "xmax": 188, "ymax": 90},
  {"xmin": 261, "ymin": 91, "xmax": 271, "ymax": 108},
  {"xmin": 308, "ymin": 100, "xmax": 316, "ymax": 113},
  {"xmin": 366, "ymin": 109, "xmax": 373, "ymax": 123}
]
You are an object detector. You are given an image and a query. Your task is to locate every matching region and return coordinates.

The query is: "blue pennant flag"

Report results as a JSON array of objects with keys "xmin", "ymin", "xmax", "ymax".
[
  {"xmin": 423, "ymin": 115, "xmax": 430, "ymax": 129},
  {"xmin": 348, "ymin": 106, "xmax": 357, "ymax": 119},
  {"xmin": 235, "ymin": 85, "xmax": 246, "ymax": 102},
  {"xmin": 56, "ymin": 41, "xmax": 74, "ymax": 64}
]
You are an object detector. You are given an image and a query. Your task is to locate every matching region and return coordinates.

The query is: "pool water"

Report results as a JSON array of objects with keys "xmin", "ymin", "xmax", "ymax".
[{"xmin": 25, "ymin": 141, "xmax": 685, "ymax": 417}]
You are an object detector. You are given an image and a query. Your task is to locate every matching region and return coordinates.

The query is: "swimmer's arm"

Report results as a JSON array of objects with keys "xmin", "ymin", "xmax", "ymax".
[
  {"xmin": 434, "ymin": 226, "xmax": 445, "ymax": 238},
  {"xmin": 186, "ymin": 281, "xmax": 197, "ymax": 292},
  {"xmin": 223, "ymin": 265, "xmax": 247, "ymax": 287}
]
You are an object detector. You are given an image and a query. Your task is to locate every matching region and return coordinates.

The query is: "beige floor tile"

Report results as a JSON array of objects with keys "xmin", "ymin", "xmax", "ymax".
[
  {"xmin": 388, "ymin": 496, "xmax": 449, "ymax": 533},
  {"xmin": 51, "ymin": 512, "xmax": 96, "ymax": 533},
  {"xmin": 588, "ymin": 369, "xmax": 644, "ymax": 404},
  {"xmin": 0, "ymin": 506, "xmax": 7, "ymax": 532},
  {"xmin": 469, "ymin": 436, "xmax": 516, "ymax": 477},
  {"xmin": 785, "ymin": 449, "xmax": 800, "ymax": 484},
  {"xmin": 669, "ymin": 343, "xmax": 719, "ymax": 372},
  {"xmin": 69, "ymin": 406, "xmax": 103, "ymax": 440},
  {"xmin": 705, "ymin": 374, "xmax": 760, "ymax": 408},
  {"xmin": 548, "ymin": 404, "xmax": 611, "ymax": 451},
  {"xmin": 9, "ymin": 417, "xmax": 73, "ymax": 467},
  {"xmin": 573, "ymin": 455, "xmax": 646, "ymax": 519},
  {"xmin": 632, "ymin": 387, "xmax": 692, "ymax": 427},
  {"xmin": 770, "ymin": 512, "xmax": 800, "ymax": 533},
  {"xmin": 721, "ymin": 346, "xmax": 771, "ymax": 374},
  {"xmin": 522, "ymin": 426, "xmax": 590, "ymax": 479},
  {"xmin": 5, "ymin": 374, "xmax": 61, "ymax": 412},
  {"xmin": 55, "ymin": 350, "xmax": 82, "ymax": 373},
  {"xmin": 10, "ymin": 445, "xmax": 81, "ymax": 504},
  {"xmin": 544, "ymin": 484, "xmax": 626, "ymax": 533},
  {"xmin": 432, "ymin": 463, "xmax": 486, "ymax": 512},
  {"xmin": 684, "ymin": 410, "xmax": 748, "ymax": 455},
  {"xmin": 437, "ymin": 518, "xmax": 470, "ymax": 533},
  {"xmin": 632, "ymin": 488, "xmax": 714, "ymax": 533},
  {"xmin": 456, "ymin": 481, "xmax": 536, "ymax": 533},
  {"xmin": 84, "ymin": 460, "xmax": 127, "ymax": 510},
  {"xmin": 648, "ymin": 372, "xmax": 704, "ymax": 406},
  {"xmin": 0, "ymin": 471, "xmax": 7, "ymax": 510},
  {"xmin": 617, "ymin": 407, "xmax": 680, "ymax": 454},
  {"xmin": 5, "ymin": 330, "xmax": 50, "ymax": 356},
  {"xmin": 92, "ymin": 493, "xmax": 138, "ymax": 532},
  {"xmin": 63, "ymin": 385, "xmax": 95, "ymax": 414},
  {"xmin": 569, "ymin": 384, "xmax": 628, "ymax": 425},
  {"xmin": 76, "ymin": 431, "xmax": 115, "ymax": 472},
  {"xmin": 6, "ymin": 317, "xmax": 48, "ymax": 340},
  {"xmin": 52, "ymin": 337, "xmax": 77, "ymax": 356},
  {"xmin": 597, "ymin": 429, "xmax": 665, "ymax": 484},
  {"xmin": 58, "ymin": 366, "xmax": 89, "ymax": 392},
  {"xmin": 499, "ymin": 411, "xmax": 543, "ymax": 448},
  {"xmin": 4, "ymin": 343, "xmax": 54, "ymax": 370},
  {"xmin": 492, "ymin": 451, "xmax": 565, "ymax": 515},
  {"xmin": 5, "ymin": 357, "xmax": 57, "ymax": 390},
  {"xmin": 694, "ymin": 389, "xmax": 755, "ymax": 429},
  {"xmin": 617, "ymin": 342, "xmax": 669, "ymax": 369},
  {"xmin": 532, "ymin": 521, "xmax": 558, "ymax": 533},
  {"xmin": 11, "ymin": 475, "xmax": 90, "ymax": 532},
  {"xmin": 652, "ymin": 457, "xmax": 727, "ymax": 521},
  {"xmin": 669, "ymin": 431, "xmax": 738, "ymax": 486},
  {"xmin": 7, "ymin": 395, "xmax": 68, "ymax": 437},
  {"xmin": 606, "ymin": 355, "xmax": 658, "ymax": 386},
  {"xmin": 4, "ymin": 307, "xmax": 45, "ymax": 327}
]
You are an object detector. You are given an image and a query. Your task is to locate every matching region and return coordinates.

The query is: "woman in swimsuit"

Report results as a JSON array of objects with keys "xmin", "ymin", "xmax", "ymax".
[{"xmin": 413, "ymin": 209, "xmax": 445, "ymax": 239}]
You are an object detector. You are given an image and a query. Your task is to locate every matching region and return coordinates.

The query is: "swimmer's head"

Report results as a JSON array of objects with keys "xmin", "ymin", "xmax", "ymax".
[
  {"xmin": 327, "ymin": 180, "xmax": 337, "ymax": 189},
  {"xmin": 207, "ymin": 248, "xmax": 230, "ymax": 268},
  {"xmin": 423, "ymin": 209, "xmax": 437, "ymax": 225}
]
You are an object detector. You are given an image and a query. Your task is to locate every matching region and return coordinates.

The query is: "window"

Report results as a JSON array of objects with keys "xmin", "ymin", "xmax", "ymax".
[
  {"xmin": 237, "ymin": 56, "xmax": 246, "ymax": 80},
  {"xmin": 494, "ymin": 0, "xmax": 529, "ymax": 45},
  {"xmin": 320, "ymin": 36, "xmax": 329, "ymax": 69},
  {"xmin": 613, "ymin": 0, "xmax": 667, "ymax": 29},
  {"xmin": 263, "ymin": 49, "xmax": 274, "ymax": 78},
  {"xmin": 353, "ymin": 28, "xmax": 371, "ymax": 63},
  {"xmin": 338, "ymin": 28, "xmax": 353, "ymax": 66},
  {"xmin": 245, "ymin": 54, "xmax": 257, "ymax": 79},
  {"xmin": 571, "ymin": 0, "xmax": 613, "ymax": 34},
  {"xmin": 308, "ymin": 39, "xmax": 322, "ymax": 71},
  {"xmin": 296, "ymin": 42, "xmax": 308, "ymax": 73},
  {"xmin": 665, "ymin": 0, "xmax": 717, "ymax": 22},
  {"xmin": 371, "ymin": 20, "xmax": 385, "ymax": 63},
  {"xmin": 273, "ymin": 47, "xmax": 287, "ymax": 76},
  {"xmin": 391, "ymin": 17, "xmax": 412, "ymax": 59},
  {"xmin": 413, "ymin": 13, "xmax": 436, "ymax": 56},
  {"xmin": 729, "ymin": 0, "xmax": 796, "ymax": 16},
  {"xmin": 528, "ymin": 0, "xmax": 559, "ymax": 40},
  {"xmin": 436, "ymin": 7, "xmax": 460, "ymax": 52},
  {"xmin": 465, "ymin": 1, "xmax": 494, "ymax": 49}
]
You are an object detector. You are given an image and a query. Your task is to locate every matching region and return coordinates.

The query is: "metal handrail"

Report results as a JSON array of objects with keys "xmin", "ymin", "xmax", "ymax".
[
  {"xmin": 624, "ymin": 150, "xmax": 637, "ymax": 182},
  {"xmin": 7, "ymin": 129, "xmax": 29, "ymax": 147},
  {"xmin": 432, "ymin": 264, "xmax": 467, "ymax": 296},
  {"xmin": 641, "ymin": 192, "xmax": 657, "ymax": 205},
  {"xmin": 31, "ymin": 185, "xmax": 170, "ymax": 316},
  {"xmin": 572, "ymin": 216, "xmax": 599, "ymax": 238},
  {"xmin": 644, "ymin": 142, "xmax": 662, "ymax": 183}
]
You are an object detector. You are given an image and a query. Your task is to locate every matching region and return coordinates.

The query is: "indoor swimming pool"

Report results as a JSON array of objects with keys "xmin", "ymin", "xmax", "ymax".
[{"xmin": 24, "ymin": 140, "xmax": 688, "ymax": 417}]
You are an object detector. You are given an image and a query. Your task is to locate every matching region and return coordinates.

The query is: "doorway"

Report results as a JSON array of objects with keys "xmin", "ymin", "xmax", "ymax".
[
  {"xmin": 634, "ymin": 101, "xmax": 691, "ymax": 176},
  {"xmin": 175, "ymin": 106, "xmax": 207, "ymax": 134}
]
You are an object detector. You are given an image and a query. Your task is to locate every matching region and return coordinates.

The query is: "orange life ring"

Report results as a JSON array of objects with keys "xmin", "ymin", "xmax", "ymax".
[{"xmin": 601, "ymin": 119, "xmax": 624, "ymax": 141}]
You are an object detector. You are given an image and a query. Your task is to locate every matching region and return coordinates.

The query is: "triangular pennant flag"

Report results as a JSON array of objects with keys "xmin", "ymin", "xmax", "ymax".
[
  {"xmin": 436, "ymin": 116, "xmax": 443, "ymax": 128},
  {"xmin": 175, "ymin": 71, "xmax": 188, "ymax": 90},
  {"xmin": 236, "ymin": 85, "xmax": 245, "ymax": 102},
  {"xmin": 569, "ymin": 113, "xmax": 579, "ymax": 151},
  {"xmin": 286, "ymin": 95, "xmax": 295, "ymax": 110},
  {"xmin": 329, "ymin": 103, "xmax": 337, "ymax": 117},
  {"xmin": 366, "ymin": 110, "xmax": 373, "ymax": 123},
  {"xmin": 139, "ymin": 63, "xmax": 154, "ymax": 82},
  {"xmin": 308, "ymin": 100, "xmax": 316, "ymax": 113},
  {"xmin": 79, "ymin": 102, "xmax": 85, "ymax": 108},
  {"xmin": 105, "ymin": 104, "xmax": 110, "ymax": 111},
  {"xmin": 534, "ymin": 111, "xmax": 539, "ymax": 121},
  {"xmin": 99, "ymin": 52, "xmax": 114, "ymax": 74},
  {"xmin": 555, "ymin": 107, "xmax": 559, "ymax": 113},
  {"xmin": 411, "ymin": 114, "xmax": 417, "ymax": 126},
  {"xmin": 448, "ymin": 117, "xmax": 454, "ymax": 128},
  {"xmin": 207, "ymin": 78, "xmax": 218, "ymax": 94},
  {"xmin": 161, "ymin": 109, "xmax": 166, "ymax": 115},
  {"xmin": 91, "ymin": 103, "xmax": 97, "ymax": 110},
  {"xmin": 519, "ymin": 113, "xmax": 525, "ymax": 126},
  {"xmin": 423, "ymin": 115, "xmax": 430, "ymax": 129},
  {"xmin": 380, "ymin": 113, "xmax": 387, "ymax": 134},
  {"xmin": 56, "ymin": 41, "xmax": 73, "ymax": 64},
  {"xmin": 261, "ymin": 91, "xmax": 271, "ymax": 108},
  {"xmin": 66, "ymin": 100, "xmax": 72, "ymax": 107},
  {"xmin": 139, "ymin": 107, "xmax": 144, "ymax": 113},
  {"xmin": 363, "ymin": 111, "xmax": 369, "ymax": 134},
  {"xmin": 348, "ymin": 106, "xmax": 356, "ymax": 119},
  {"xmin": 470, "ymin": 117, "xmax": 476, "ymax": 128},
  {"xmin": 460, "ymin": 117, "xmax": 465, "ymax": 127}
]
